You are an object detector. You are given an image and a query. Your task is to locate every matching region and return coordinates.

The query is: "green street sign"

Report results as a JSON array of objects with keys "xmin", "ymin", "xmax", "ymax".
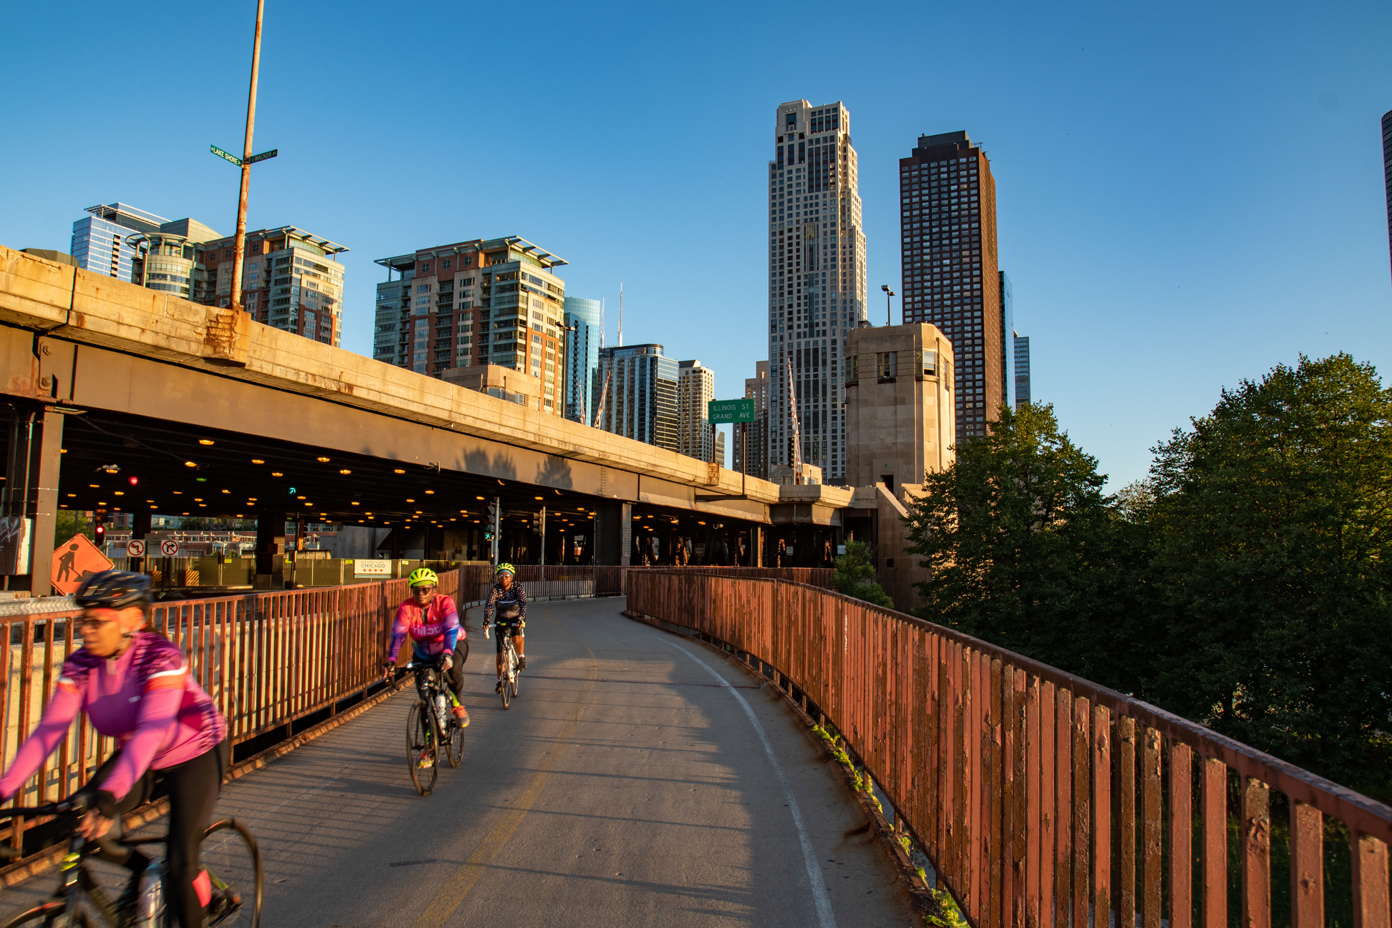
[
  {"xmin": 247, "ymin": 148, "xmax": 278, "ymax": 164},
  {"xmin": 210, "ymin": 144, "xmax": 242, "ymax": 166},
  {"xmin": 708, "ymin": 398, "xmax": 755, "ymax": 424}
]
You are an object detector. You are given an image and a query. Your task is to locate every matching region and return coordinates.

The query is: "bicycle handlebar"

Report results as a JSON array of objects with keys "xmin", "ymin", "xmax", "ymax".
[
  {"xmin": 399, "ymin": 658, "xmax": 446, "ymax": 669},
  {"xmin": 0, "ymin": 795, "xmax": 88, "ymax": 820}
]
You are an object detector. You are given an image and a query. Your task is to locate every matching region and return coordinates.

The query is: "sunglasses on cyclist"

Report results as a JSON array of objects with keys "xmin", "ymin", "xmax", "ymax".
[
  {"xmin": 414, "ymin": 585, "xmax": 437, "ymax": 594},
  {"xmin": 76, "ymin": 615, "xmax": 116, "ymax": 631}
]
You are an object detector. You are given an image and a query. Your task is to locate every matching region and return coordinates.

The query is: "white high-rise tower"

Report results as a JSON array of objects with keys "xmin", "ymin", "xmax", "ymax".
[{"xmin": 767, "ymin": 99, "xmax": 866, "ymax": 484}]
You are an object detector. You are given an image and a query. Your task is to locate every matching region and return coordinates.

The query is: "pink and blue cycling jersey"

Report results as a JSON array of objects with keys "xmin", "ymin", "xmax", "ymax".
[
  {"xmin": 387, "ymin": 594, "xmax": 461, "ymax": 663},
  {"xmin": 0, "ymin": 632, "xmax": 227, "ymax": 804}
]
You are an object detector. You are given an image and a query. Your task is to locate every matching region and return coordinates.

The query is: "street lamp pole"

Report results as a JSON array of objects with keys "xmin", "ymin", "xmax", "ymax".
[
  {"xmin": 881, "ymin": 284, "xmax": 895, "ymax": 326},
  {"xmin": 230, "ymin": 0, "xmax": 266, "ymax": 312}
]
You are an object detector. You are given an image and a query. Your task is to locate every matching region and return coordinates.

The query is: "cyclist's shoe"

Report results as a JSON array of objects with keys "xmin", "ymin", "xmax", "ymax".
[
  {"xmin": 518, "ymin": 655, "xmax": 527, "ymax": 670},
  {"xmin": 495, "ymin": 680, "xmax": 503, "ymax": 694},
  {"xmin": 417, "ymin": 749, "xmax": 434, "ymax": 769},
  {"xmin": 452, "ymin": 706, "xmax": 470, "ymax": 727}
]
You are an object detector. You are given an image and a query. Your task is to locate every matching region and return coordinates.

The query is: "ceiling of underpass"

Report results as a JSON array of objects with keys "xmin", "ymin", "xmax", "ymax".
[
  {"xmin": 22, "ymin": 407, "xmax": 600, "ymax": 532},
  {"xmin": 8, "ymin": 406, "xmax": 759, "ymax": 538}
]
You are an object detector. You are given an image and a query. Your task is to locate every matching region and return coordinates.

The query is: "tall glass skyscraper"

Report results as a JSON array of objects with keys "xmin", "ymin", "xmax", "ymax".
[
  {"xmin": 1014, "ymin": 332, "xmax": 1031, "ymax": 407},
  {"xmin": 71, "ymin": 203, "xmax": 168, "ymax": 281},
  {"xmin": 767, "ymin": 100, "xmax": 866, "ymax": 484},
  {"xmin": 999, "ymin": 271, "xmax": 1016, "ymax": 410},
  {"xmin": 594, "ymin": 344, "xmax": 678, "ymax": 451},
  {"xmin": 563, "ymin": 297, "xmax": 601, "ymax": 425}
]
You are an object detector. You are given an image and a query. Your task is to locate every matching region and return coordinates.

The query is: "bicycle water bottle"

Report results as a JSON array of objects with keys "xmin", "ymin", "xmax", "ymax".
[
  {"xmin": 133, "ymin": 858, "xmax": 166, "ymax": 928},
  {"xmin": 434, "ymin": 693, "xmax": 448, "ymax": 727}
]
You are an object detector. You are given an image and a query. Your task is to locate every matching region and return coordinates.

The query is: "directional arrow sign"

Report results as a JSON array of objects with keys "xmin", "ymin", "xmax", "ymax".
[
  {"xmin": 210, "ymin": 144, "xmax": 243, "ymax": 167},
  {"xmin": 246, "ymin": 148, "xmax": 278, "ymax": 165}
]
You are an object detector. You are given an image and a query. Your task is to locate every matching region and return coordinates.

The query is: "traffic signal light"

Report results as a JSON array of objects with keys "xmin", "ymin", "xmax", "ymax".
[
  {"xmin": 484, "ymin": 497, "xmax": 499, "ymax": 541},
  {"xmin": 93, "ymin": 508, "xmax": 107, "ymax": 546}
]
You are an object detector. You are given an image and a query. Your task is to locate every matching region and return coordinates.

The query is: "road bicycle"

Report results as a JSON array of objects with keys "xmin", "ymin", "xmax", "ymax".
[
  {"xmin": 486, "ymin": 625, "xmax": 520, "ymax": 710},
  {"xmin": 0, "ymin": 794, "xmax": 262, "ymax": 927},
  {"xmin": 396, "ymin": 659, "xmax": 465, "ymax": 796}
]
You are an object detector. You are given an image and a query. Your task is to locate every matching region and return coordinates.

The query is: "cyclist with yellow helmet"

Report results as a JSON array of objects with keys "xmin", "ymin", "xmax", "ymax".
[
  {"xmin": 383, "ymin": 568, "xmax": 469, "ymax": 727},
  {"xmin": 482, "ymin": 563, "xmax": 527, "ymax": 692}
]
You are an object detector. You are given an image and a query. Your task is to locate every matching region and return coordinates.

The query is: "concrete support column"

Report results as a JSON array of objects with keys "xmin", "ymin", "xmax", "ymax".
[
  {"xmin": 621, "ymin": 502, "xmax": 632, "ymax": 567},
  {"xmin": 255, "ymin": 509, "xmax": 285, "ymax": 588},
  {"xmin": 1, "ymin": 405, "xmax": 64, "ymax": 595},
  {"xmin": 749, "ymin": 525, "xmax": 763, "ymax": 567},
  {"xmin": 591, "ymin": 500, "xmax": 633, "ymax": 566}
]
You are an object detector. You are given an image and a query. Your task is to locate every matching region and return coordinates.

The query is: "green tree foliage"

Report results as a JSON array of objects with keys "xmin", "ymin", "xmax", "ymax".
[
  {"xmin": 831, "ymin": 540, "xmax": 894, "ymax": 609},
  {"xmin": 903, "ymin": 403, "xmax": 1155, "ymax": 692},
  {"xmin": 54, "ymin": 510, "xmax": 93, "ymax": 547},
  {"xmin": 902, "ymin": 358, "xmax": 1392, "ymax": 796},
  {"xmin": 1147, "ymin": 354, "xmax": 1392, "ymax": 790}
]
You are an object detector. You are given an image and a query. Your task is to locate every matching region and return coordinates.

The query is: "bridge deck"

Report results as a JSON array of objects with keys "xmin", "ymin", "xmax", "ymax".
[{"xmin": 0, "ymin": 599, "xmax": 916, "ymax": 927}]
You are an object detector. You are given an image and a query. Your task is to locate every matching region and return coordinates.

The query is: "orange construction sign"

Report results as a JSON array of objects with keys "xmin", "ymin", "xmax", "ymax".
[{"xmin": 51, "ymin": 534, "xmax": 113, "ymax": 595}]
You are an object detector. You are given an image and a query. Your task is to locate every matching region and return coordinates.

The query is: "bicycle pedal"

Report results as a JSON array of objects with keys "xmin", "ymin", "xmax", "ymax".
[{"xmin": 207, "ymin": 890, "xmax": 243, "ymax": 925}]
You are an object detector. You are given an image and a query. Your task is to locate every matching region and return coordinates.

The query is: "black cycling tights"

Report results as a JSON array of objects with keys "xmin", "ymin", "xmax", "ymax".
[
  {"xmin": 418, "ymin": 648, "xmax": 466, "ymax": 704},
  {"xmin": 90, "ymin": 740, "xmax": 229, "ymax": 928}
]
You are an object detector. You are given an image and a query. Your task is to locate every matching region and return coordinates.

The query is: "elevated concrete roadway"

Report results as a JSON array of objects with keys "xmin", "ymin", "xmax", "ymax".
[
  {"xmin": 0, "ymin": 599, "xmax": 917, "ymax": 926},
  {"xmin": 0, "ymin": 244, "xmax": 853, "ymax": 589},
  {"xmin": 0, "ymin": 245, "xmax": 852, "ymax": 526}
]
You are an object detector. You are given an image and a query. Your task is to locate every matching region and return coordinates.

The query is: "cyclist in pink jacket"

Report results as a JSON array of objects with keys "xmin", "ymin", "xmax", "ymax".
[{"xmin": 0, "ymin": 571, "xmax": 228, "ymax": 928}]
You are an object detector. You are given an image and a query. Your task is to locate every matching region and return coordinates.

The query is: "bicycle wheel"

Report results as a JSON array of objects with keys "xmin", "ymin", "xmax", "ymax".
[
  {"xmin": 445, "ymin": 711, "xmax": 465, "ymax": 767},
  {"xmin": 509, "ymin": 655, "xmax": 519, "ymax": 700},
  {"xmin": 0, "ymin": 901, "xmax": 89, "ymax": 928},
  {"xmin": 499, "ymin": 649, "xmax": 511, "ymax": 710},
  {"xmin": 200, "ymin": 818, "xmax": 263, "ymax": 928},
  {"xmin": 406, "ymin": 701, "xmax": 438, "ymax": 796}
]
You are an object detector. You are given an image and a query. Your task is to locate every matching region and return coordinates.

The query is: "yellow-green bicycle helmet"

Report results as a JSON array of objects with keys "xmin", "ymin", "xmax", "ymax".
[
  {"xmin": 408, "ymin": 567, "xmax": 439, "ymax": 587},
  {"xmin": 495, "ymin": 562, "xmax": 515, "ymax": 577}
]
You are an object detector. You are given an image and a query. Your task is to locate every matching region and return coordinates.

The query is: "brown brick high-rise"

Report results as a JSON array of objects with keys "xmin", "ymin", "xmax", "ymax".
[{"xmin": 899, "ymin": 132, "xmax": 1001, "ymax": 443}]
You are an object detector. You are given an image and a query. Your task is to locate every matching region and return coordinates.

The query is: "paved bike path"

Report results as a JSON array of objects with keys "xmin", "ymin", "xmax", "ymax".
[{"xmin": 1, "ymin": 597, "xmax": 918, "ymax": 927}]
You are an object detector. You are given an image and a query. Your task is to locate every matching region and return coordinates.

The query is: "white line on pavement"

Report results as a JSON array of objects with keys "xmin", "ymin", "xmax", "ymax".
[{"xmin": 664, "ymin": 639, "xmax": 838, "ymax": 928}]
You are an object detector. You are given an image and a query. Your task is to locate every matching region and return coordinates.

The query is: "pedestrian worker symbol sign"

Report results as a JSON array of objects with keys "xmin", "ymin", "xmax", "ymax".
[{"xmin": 51, "ymin": 534, "xmax": 114, "ymax": 595}]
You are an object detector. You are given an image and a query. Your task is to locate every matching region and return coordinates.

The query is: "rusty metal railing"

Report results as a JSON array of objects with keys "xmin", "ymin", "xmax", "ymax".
[
  {"xmin": 0, "ymin": 569, "xmax": 467, "ymax": 849},
  {"xmin": 626, "ymin": 570, "xmax": 1392, "ymax": 928}
]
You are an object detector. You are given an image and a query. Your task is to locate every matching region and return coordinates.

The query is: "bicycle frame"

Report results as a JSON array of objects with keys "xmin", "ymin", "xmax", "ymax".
[
  {"xmin": 0, "ymin": 800, "xmax": 121, "ymax": 926},
  {"xmin": 399, "ymin": 660, "xmax": 453, "ymax": 710}
]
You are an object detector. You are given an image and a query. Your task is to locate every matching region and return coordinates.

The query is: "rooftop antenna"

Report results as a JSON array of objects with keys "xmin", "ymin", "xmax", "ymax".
[{"xmin": 618, "ymin": 280, "xmax": 624, "ymax": 347}]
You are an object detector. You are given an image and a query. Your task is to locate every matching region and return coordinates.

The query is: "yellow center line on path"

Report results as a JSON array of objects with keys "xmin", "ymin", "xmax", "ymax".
[{"xmin": 410, "ymin": 614, "xmax": 597, "ymax": 928}]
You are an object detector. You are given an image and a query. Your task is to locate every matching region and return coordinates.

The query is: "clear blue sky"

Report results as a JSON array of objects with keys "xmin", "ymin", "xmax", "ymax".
[{"xmin": 3, "ymin": 1, "xmax": 1389, "ymax": 487}]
